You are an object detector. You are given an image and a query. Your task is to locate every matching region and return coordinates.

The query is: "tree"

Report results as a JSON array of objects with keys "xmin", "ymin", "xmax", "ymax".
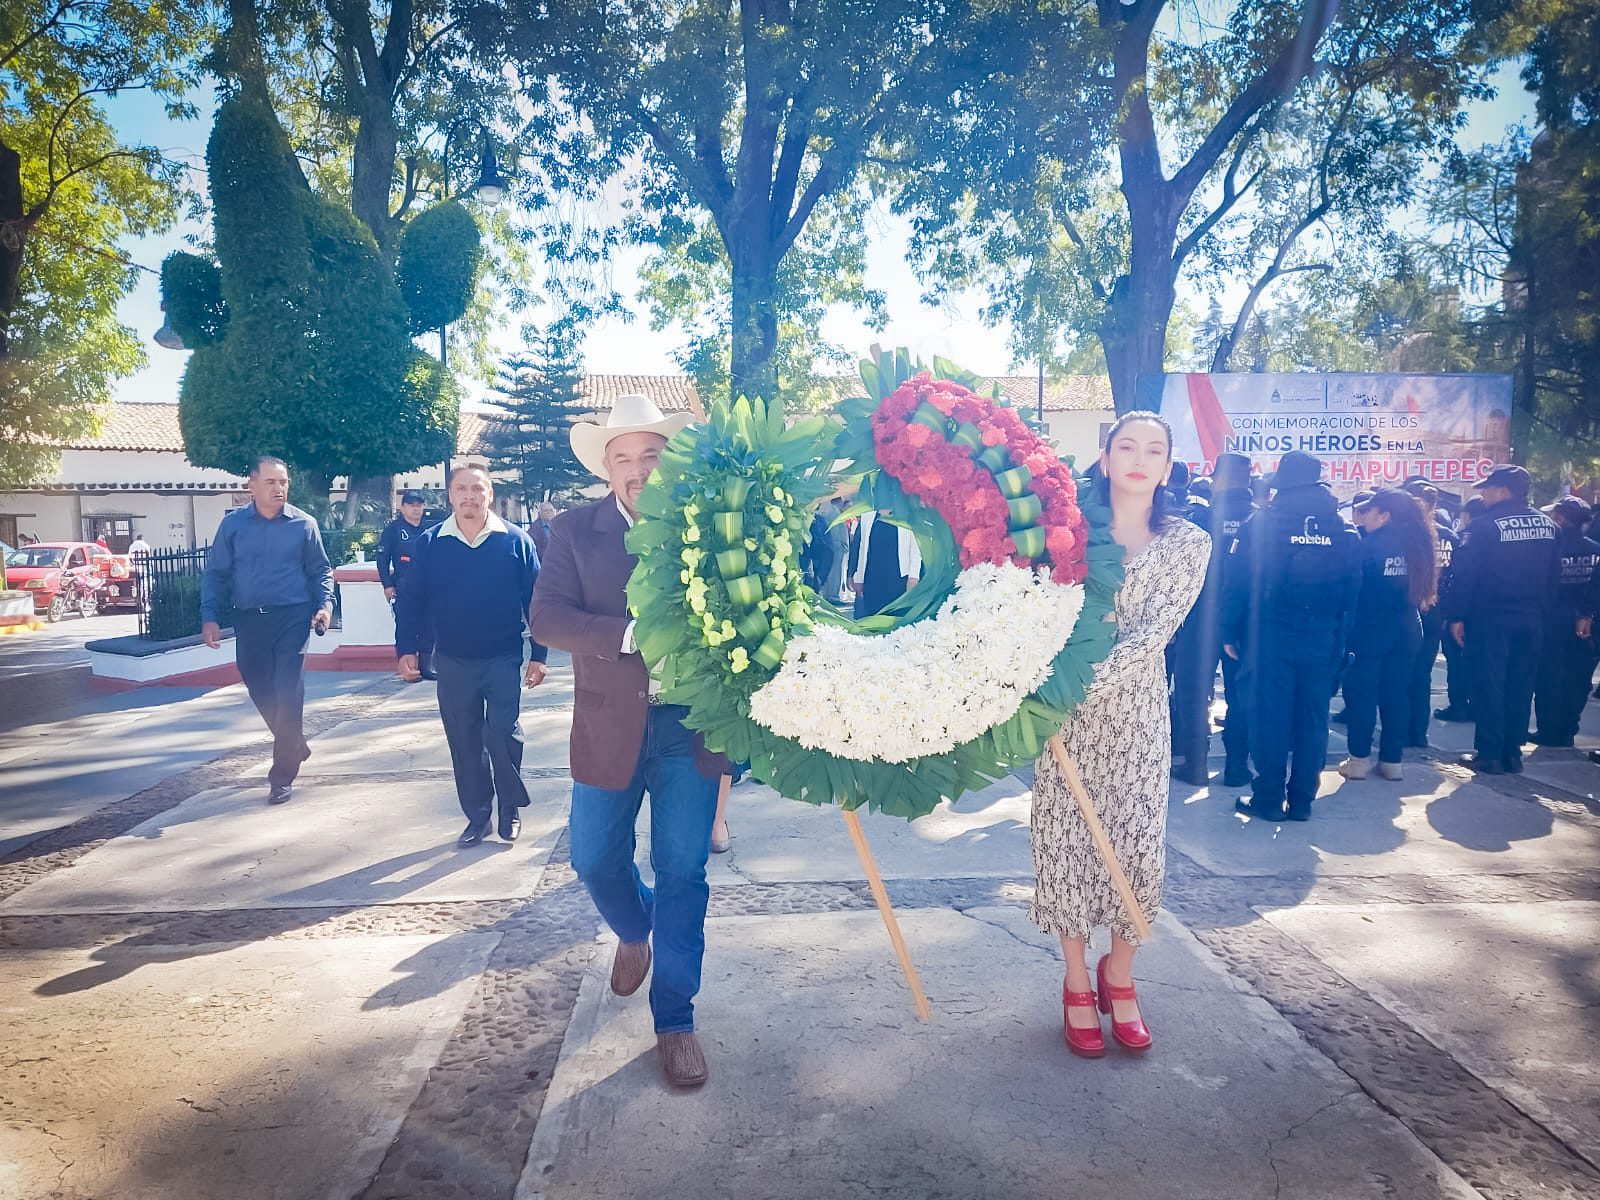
[
  {"xmin": 1506, "ymin": 3, "xmax": 1600, "ymax": 469},
  {"xmin": 481, "ymin": 326, "xmax": 589, "ymax": 511},
  {"xmin": 162, "ymin": 4, "xmax": 466, "ymax": 515},
  {"xmin": 0, "ymin": 0, "xmax": 208, "ymax": 487},
  {"xmin": 636, "ymin": 190, "xmax": 886, "ymax": 412},
  {"xmin": 468, "ymin": 0, "xmax": 1021, "ymax": 403},
  {"xmin": 897, "ymin": 0, "xmax": 1497, "ymax": 410}
]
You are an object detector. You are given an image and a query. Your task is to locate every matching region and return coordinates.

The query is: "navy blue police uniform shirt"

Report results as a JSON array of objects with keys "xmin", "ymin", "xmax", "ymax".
[
  {"xmin": 1222, "ymin": 484, "xmax": 1361, "ymax": 653},
  {"xmin": 1433, "ymin": 517, "xmax": 1460, "ymax": 612},
  {"xmin": 1350, "ymin": 521, "xmax": 1415, "ymax": 650},
  {"xmin": 1549, "ymin": 525, "xmax": 1600, "ymax": 626},
  {"xmin": 376, "ymin": 515, "xmax": 426, "ymax": 591},
  {"xmin": 200, "ymin": 502, "xmax": 335, "ymax": 625},
  {"xmin": 1444, "ymin": 500, "xmax": 1560, "ymax": 625}
]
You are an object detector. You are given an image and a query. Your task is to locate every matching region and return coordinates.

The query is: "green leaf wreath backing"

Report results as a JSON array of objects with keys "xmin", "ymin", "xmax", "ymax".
[{"xmin": 624, "ymin": 351, "xmax": 1124, "ymax": 820}]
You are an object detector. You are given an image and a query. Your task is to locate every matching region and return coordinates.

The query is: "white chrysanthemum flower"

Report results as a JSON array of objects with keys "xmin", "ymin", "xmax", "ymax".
[{"xmin": 746, "ymin": 562, "xmax": 1083, "ymax": 763}]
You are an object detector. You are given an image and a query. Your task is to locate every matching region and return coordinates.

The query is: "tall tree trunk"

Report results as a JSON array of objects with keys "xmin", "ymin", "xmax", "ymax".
[
  {"xmin": 350, "ymin": 97, "xmax": 399, "ymax": 253},
  {"xmin": 1098, "ymin": 278, "xmax": 1173, "ymax": 414},
  {"xmin": 1098, "ymin": 200, "xmax": 1178, "ymax": 413},
  {"xmin": 730, "ymin": 249, "xmax": 780, "ymax": 404},
  {"xmin": 227, "ymin": 0, "xmax": 272, "ymax": 106},
  {"xmin": 0, "ymin": 139, "xmax": 24, "ymax": 357}
]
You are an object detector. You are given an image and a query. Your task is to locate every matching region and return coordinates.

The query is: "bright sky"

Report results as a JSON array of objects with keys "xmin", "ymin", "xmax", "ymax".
[{"xmin": 105, "ymin": 61, "xmax": 1534, "ymax": 409}]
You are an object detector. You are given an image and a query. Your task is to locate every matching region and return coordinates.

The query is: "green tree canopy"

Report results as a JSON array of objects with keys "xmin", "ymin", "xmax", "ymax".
[
  {"xmin": 0, "ymin": 0, "xmax": 209, "ymax": 487},
  {"xmin": 467, "ymin": 0, "xmax": 1027, "ymax": 403},
  {"xmin": 170, "ymin": 92, "xmax": 457, "ymax": 506},
  {"xmin": 637, "ymin": 191, "xmax": 886, "ymax": 412},
  {"xmin": 894, "ymin": 0, "xmax": 1499, "ymax": 411}
]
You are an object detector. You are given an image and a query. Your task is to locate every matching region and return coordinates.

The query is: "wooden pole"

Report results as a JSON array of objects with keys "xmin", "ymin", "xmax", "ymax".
[
  {"xmin": 1046, "ymin": 734, "xmax": 1154, "ymax": 944},
  {"xmin": 842, "ymin": 806, "xmax": 933, "ymax": 1022},
  {"xmin": 684, "ymin": 382, "xmax": 707, "ymax": 421}
]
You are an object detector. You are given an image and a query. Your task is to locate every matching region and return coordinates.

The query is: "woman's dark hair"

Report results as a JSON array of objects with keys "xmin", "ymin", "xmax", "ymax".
[
  {"xmin": 1094, "ymin": 409, "xmax": 1178, "ymax": 533},
  {"xmin": 1368, "ymin": 488, "xmax": 1439, "ymax": 610}
]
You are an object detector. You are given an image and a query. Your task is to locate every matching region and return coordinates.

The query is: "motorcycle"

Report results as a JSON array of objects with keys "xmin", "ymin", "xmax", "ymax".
[{"xmin": 49, "ymin": 571, "xmax": 103, "ymax": 621}]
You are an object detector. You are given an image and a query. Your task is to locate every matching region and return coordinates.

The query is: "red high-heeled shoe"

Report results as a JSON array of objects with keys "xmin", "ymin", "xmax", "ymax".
[
  {"xmin": 1062, "ymin": 981, "xmax": 1105, "ymax": 1058},
  {"xmin": 1096, "ymin": 955, "xmax": 1152, "ymax": 1053}
]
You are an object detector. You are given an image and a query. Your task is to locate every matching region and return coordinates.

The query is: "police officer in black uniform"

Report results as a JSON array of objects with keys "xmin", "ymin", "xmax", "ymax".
[
  {"xmin": 377, "ymin": 489, "xmax": 435, "ymax": 679},
  {"xmin": 1222, "ymin": 451, "xmax": 1361, "ymax": 821},
  {"xmin": 1531, "ymin": 496, "xmax": 1600, "ymax": 747},
  {"xmin": 1171, "ymin": 452, "xmax": 1255, "ymax": 786},
  {"xmin": 1445, "ymin": 465, "xmax": 1560, "ymax": 774},
  {"xmin": 1403, "ymin": 479, "xmax": 1459, "ymax": 747}
]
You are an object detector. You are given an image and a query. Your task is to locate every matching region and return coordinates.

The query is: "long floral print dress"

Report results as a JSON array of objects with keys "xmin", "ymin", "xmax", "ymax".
[{"xmin": 1030, "ymin": 518, "xmax": 1212, "ymax": 946}]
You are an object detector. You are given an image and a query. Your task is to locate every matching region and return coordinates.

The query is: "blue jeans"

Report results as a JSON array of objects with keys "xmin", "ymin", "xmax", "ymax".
[{"xmin": 568, "ymin": 704, "xmax": 719, "ymax": 1034}]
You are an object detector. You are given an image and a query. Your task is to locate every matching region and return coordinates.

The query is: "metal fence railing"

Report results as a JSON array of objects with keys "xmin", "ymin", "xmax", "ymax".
[
  {"xmin": 136, "ymin": 544, "xmax": 343, "ymax": 641},
  {"xmin": 139, "ymin": 545, "xmax": 213, "ymax": 641}
]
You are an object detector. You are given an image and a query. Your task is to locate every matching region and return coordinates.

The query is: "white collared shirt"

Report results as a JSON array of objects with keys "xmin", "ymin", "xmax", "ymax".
[{"xmin": 437, "ymin": 510, "xmax": 509, "ymax": 548}]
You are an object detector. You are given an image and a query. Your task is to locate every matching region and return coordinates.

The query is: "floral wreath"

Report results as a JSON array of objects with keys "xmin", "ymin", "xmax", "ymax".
[{"xmin": 625, "ymin": 349, "xmax": 1124, "ymax": 820}]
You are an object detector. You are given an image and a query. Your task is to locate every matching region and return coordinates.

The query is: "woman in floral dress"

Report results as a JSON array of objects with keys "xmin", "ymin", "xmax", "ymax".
[{"xmin": 1030, "ymin": 411, "xmax": 1211, "ymax": 1057}]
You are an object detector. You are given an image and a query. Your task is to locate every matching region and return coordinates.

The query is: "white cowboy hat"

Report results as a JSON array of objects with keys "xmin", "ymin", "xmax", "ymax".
[{"xmin": 571, "ymin": 394, "xmax": 693, "ymax": 481}]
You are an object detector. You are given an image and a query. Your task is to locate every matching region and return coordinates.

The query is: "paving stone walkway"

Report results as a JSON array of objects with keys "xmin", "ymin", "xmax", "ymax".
[{"xmin": 0, "ymin": 655, "xmax": 1596, "ymax": 1199}]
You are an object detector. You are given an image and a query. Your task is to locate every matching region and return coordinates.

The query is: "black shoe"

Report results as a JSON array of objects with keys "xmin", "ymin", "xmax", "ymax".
[
  {"xmin": 1283, "ymin": 804, "xmax": 1312, "ymax": 822},
  {"xmin": 498, "ymin": 810, "xmax": 522, "ymax": 841},
  {"xmin": 1222, "ymin": 767, "xmax": 1253, "ymax": 788},
  {"xmin": 1171, "ymin": 765, "xmax": 1210, "ymax": 786},
  {"xmin": 457, "ymin": 820, "xmax": 491, "ymax": 847},
  {"xmin": 1434, "ymin": 707, "xmax": 1472, "ymax": 723},
  {"xmin": 1503, "ymin": 758, "xmax": 1524, "ymax": 774},
  {"xmin": 1459, "ymin": 754, "xmax": 1503, "ymax": 775},
  {"xmin": 267, "ymin": 783, "xmax": 293, "ymax": 805},
  {"xmin": 1330, "ymin": 709, "xmax": 1348, "ymax": 724},
  {"xmin": 1234, "ymin": 796, "xmax": 1286, "ymax": 821}
]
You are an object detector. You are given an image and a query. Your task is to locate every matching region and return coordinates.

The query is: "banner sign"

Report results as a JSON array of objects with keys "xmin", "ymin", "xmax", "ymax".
[{"xmin": 1143, "ymin": 372, "xmax": 1513, "ymax": 499}]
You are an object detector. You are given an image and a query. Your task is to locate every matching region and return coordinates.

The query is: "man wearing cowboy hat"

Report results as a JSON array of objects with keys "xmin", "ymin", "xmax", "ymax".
[{"xmin": 529, "ymin": 393, "xmax": 730, "ymax": 1089}]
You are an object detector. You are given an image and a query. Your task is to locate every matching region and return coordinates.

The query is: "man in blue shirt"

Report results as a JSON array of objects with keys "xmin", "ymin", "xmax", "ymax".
[
  {"xmin": 395, "ymin": 462, "xmax": 547, "ymax": 846},
  {"xmin": 201, "ymin": 456, "xmax": 335, "ymax": 805}
]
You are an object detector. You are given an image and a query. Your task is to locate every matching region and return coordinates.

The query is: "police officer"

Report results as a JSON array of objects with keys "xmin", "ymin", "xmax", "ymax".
[
  {"xmin": 377, "ymin": 489, "xmax": 434, "ymax": 680},
  {"xmin": 1531, "ymin": 496, "xmax": 1600, "ymax": 747},
  {"xmin": 1222, "ymin": 451, "xmax": 1361, "ymax": 821},
  {"xmin": 1445, "ymin": 465, "xmax": 1560, "ymax": 774},
  {"xmin": 1403, "ymin": 479, "xmax": 1459, "ymax": 746},
  {"xmin": 1171, "ymin": 452, "xmax": 1255, "ymax": 786}
]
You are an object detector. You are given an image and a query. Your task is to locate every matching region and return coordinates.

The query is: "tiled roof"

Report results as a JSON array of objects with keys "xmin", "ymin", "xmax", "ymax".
[
  {"xmin": 67, "ymin": 372, "xmax": 1114, "ymax": 454},
  {"xmin": 66, "ymin": 403, "xmax": 499, "ymax": 456}
]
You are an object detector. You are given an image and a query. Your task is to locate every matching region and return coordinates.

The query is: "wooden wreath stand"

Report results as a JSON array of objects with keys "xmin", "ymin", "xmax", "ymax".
[{"xmin": 843, "ymin": 732, "xmax": 1151, "ymax": 1024}]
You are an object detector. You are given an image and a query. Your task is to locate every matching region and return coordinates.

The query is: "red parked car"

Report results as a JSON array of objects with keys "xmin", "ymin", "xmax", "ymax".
[{"xmin": 3, "ymin": 541, "xmax": 139, "ymax": 621}]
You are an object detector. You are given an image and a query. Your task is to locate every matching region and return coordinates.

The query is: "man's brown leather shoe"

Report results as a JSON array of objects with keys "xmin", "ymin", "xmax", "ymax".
[
  {"xmin": 657, "ymin": 1032, "xmax": 708, "ymax": 1087},
  {"xmin": 610, "ymin": 939, "xmax": 651, "ymax": 997}
]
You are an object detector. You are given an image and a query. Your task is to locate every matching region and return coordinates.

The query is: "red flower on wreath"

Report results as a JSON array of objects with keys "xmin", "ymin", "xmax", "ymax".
[{"xmin": 870, "ymin": 372, "xmax": 1088, "ymax": 583}]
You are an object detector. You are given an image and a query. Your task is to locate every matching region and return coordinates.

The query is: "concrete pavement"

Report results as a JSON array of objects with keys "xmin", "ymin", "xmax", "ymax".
[{"xmin": 0, "ymin": 654, "xmax": 1596, "ymax": 1199}]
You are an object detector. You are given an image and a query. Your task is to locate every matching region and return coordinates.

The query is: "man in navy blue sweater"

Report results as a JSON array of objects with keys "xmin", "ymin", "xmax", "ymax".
[{"xmin": 395, "ymin": 462, "xmax": 547, "ymax": 846}]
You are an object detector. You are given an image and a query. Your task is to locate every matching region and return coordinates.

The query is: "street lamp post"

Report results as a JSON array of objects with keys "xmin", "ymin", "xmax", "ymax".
[{"xmin": 437, "ymin": 124, "xmax": 508, "ymax": 370}]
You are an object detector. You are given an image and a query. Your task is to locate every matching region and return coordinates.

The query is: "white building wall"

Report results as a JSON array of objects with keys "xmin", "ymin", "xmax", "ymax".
[
  {"xmin": 0, "ymin": 493, "xmax": 80, "ymax": 543},
  {"xmin": 1043, "ymin": 410, "xmax": 1116, "ymax": 472},
  {"xmin": 53, "ymin": 448, "xmax": 246, "ymax": 490}
]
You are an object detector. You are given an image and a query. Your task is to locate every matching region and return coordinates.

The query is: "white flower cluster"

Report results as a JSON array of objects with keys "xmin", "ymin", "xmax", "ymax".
[{"xmin": 747, "ymin": 562, "xmax": 1084, "ymax": 763}]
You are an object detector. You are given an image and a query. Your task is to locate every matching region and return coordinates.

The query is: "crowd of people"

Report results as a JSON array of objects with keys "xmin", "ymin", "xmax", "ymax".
[{"xmin": 1161, "ymin": 451, "xmax": 1597, "ymax": 819}]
